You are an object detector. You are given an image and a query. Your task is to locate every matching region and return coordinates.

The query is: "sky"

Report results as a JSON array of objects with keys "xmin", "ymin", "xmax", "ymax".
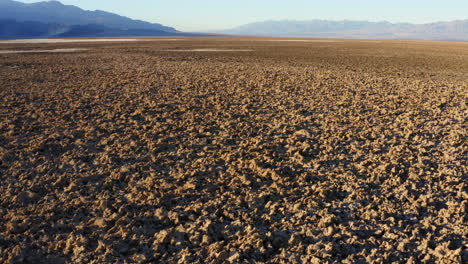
[{"xmin": 18, "ymin": 0, "xmax": 468, "ymax": 31}]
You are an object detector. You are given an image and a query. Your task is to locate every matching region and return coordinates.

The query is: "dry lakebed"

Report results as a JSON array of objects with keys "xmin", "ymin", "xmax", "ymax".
[{"xmin": 0, "ymin": 37, "xmax": 467, "ymax": 263}]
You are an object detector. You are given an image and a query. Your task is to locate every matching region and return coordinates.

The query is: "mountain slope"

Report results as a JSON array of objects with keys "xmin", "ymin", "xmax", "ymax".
[
  {"xmin": 0, "ymin": 19, "xmax": 69, "ymax": 39},
  {"xmin": 0, "ymin": 20, "xmax": 208, "ymax": 39},
  {"xmin": 0, "ymin": 0, "xmax": 176, "ymax": 32},
  {"xmin": 55, "ymin": 24, "xmax": 192, "ymax": 38},
  {"xmin": 221, "ymin": 19, "xmax": 468, "ymax": 41}
]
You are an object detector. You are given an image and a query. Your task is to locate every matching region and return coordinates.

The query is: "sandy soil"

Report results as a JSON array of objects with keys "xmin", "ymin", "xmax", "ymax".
[{"xmin": 0, "ymin": 37, "xmax": 467, "ymax": 263}]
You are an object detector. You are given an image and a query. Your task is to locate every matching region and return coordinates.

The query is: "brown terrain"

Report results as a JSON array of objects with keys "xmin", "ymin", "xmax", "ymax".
[{"xmin": 0, "ymin": 37, "xmax": 467, "ymax": 263}]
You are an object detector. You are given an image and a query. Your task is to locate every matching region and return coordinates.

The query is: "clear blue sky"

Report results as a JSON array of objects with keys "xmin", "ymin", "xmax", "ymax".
[{"xmin": 19, "ymin": 0, "xmax": 468, "ymax": 31}]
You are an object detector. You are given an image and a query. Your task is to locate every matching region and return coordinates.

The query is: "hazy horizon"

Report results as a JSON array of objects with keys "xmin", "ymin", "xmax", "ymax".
[{"xmin": 16, "ymin": 0, "xmax": 468, "ymax": 32}]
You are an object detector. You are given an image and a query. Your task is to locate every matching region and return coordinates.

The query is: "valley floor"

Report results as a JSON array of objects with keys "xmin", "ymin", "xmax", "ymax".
[{"xmin": 0, "ymin": 37, "xmax": 467, "ymax": 263}]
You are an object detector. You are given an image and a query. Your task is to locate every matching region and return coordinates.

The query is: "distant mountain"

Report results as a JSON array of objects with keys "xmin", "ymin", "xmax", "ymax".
[
  {"xmin": 220, "ymin": 19, "xmax": 468, "ymax": 41},
  {"xmin": 0, "ymin": 20, "xmax": 207, "ymax": 39},
  {"xmin": 55, "ymin": 24, "xmax": 191, "ymax": 38},
  {"xmin": 0, "ymin": 19, "xmax": 68, "ymax": 39},
  {"xmin": 0, "ymin": 0, "xmax": 176, "ymax": 32},
  {"xmin": 0, "ymin": 0, "xmax": 216, "ymax": 39}
]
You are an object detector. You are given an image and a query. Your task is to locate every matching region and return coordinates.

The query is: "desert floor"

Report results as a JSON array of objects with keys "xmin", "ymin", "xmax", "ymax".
[{"xmin": 0, "ymin": 37, "xmax": 467, "ymax": 263}]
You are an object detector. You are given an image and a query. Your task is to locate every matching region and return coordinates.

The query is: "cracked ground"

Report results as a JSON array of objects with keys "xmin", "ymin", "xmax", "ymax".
[{"xmin": 0, "ymin": 38, "xmax": 467, "ymax": 263}]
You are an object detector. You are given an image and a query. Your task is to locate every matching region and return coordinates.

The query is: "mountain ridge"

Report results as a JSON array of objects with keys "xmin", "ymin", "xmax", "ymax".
[
  {"xmin": 0, "ymin": 0, "xmax": 217, "ymax": 39},
  {"xmin": 0, "ymin": 19, "xmax": 211, "ymax": 39},
  {"xmin": 0, "ymin": 0, "xmax": 176, "ymax": 32},
  {"xmin": 219, "ymin": 19, "xmax": 468, "ymax": 41}
]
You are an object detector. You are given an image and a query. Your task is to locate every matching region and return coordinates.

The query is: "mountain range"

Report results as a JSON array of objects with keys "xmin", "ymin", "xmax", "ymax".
[
  {"xmin": 0, "ymin": 0, "xmax": 200, "ymax": 39},
  {"xmin": 220, "ymin": 19, "xmax": 468, "ymax": 41},
  {"xmin": 1, "ymin": 0, "xmax": 467, "ymax": 41}
]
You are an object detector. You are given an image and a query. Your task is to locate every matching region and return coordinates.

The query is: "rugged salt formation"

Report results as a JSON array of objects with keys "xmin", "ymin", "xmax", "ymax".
[{"xmin": 0, "ymin": 38, "xmax": 466, "ymax": 263}]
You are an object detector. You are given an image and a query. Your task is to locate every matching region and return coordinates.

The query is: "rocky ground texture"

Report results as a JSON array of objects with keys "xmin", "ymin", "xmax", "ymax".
[{"xmin": 0, "ymin": 38, "xmax": 467, "ymax": 263}]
